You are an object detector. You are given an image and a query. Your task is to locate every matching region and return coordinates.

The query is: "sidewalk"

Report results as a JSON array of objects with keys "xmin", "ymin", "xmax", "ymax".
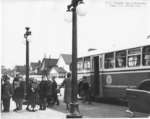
[{"xmin": 1, "ymin": 100, "xmax": 66, "ymax": 119}]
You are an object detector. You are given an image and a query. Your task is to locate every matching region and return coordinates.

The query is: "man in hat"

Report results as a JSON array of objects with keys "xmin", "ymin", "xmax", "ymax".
[{"xmin": 1, "ymin": 75, "xmax": 13, "ymax": 112}]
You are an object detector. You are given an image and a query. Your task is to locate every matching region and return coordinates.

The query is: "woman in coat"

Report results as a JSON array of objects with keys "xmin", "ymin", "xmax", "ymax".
[{"xmin": 59, "ymin": 73, "xmax": 72, "ymax": 112}]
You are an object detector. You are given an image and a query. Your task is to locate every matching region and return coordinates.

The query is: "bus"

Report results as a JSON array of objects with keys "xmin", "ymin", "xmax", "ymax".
[{"xmin": 77, "ymin": 45, "xmax": 150, "ymax": 100}]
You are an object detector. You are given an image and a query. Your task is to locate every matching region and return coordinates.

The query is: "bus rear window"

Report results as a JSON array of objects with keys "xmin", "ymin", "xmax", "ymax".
[
  {"xmin": 105, "ymin": 52, "xmax": 114, "ymax": 69},
  {"xmin": 143, "ymin": 46, "xmax": 150, "ymax": 66}
]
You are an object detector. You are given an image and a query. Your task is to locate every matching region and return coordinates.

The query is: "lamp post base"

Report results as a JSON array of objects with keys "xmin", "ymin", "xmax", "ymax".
[{"xmin": 66, "ymin": 103, "xmax": 82, "ymax": 118}]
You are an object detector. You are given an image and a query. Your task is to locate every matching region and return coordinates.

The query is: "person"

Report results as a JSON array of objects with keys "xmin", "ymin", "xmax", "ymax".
[
  {"xmin": 78, "ymin": 79, "xmax": 85, "ymax": 98},
  {"xmin": 82, "ymin": 76, "xmax": 92, "ymax": 104},
  {"xmin": 59, "ymin": 73, "xmax": 72, "ymax": 112},
  {"xmin": 51, "ymin": 77, "xmax": 59, "ymax": 105},
  {"xmin": 12, "ymin": 76, "xmax": 25, "ymax": 111},
  {"xmin": 1, "ymin": 75, "xmax": 13, "ymax": 112},
  {"xmin": 38, "ymin": 75, "xmax": 48, "ymax": 110},
  {"xmin": 1, "ymin": 78, "xmax": 5, "ymax": 111},
  {"xmin": 46, "ymin": 77, "xmax": 53, "ymax": 107},
  {"xmin": 26, "ymin": 79, "xmax": 32, "ymax": 111},
  {"xmin": 29, "ymin": 78, "xmax": 39, "ymax": 112}
]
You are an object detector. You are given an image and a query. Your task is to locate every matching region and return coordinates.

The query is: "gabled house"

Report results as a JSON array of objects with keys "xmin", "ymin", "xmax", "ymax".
[
  {"xmin": 48, "ymin": 66, "xmax": 67, "ymax": 85},
  {"xmin": 57, "ymin": 54, "xmax": 72, "ymax": 72},
  {"xmin": 40, "ymin": 58, "xmax": 58, "ymax": 76},
  {"xmin": 49, "ymin": 66, "xmax": 67, "ymax": 78},
  {"xmin": 30, "ymin": 61, "xmax": 41, "ymax": 75}
]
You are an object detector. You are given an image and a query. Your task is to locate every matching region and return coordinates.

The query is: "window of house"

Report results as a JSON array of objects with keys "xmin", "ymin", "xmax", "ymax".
[
  {"xmin": 59, "ymin": 73, "xmax": 65, "ymax": 78},
  {"xmin": 128, "ymin": 47, "xmax": 141, "ymax": 67},
  {"xmin": 116, "ymin": 50, "xmax": 126, "ymax": 68},
  {"xmin": 105, "ymin": 52, "xmax": 114, "ymax": 69},
  {"xmin": 143, "ymin": 46, "xmax": 150, "ymax": 66}
]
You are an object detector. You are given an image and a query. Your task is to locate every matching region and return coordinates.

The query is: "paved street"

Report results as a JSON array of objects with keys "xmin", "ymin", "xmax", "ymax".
[{"xmin": 1, "ymin": 89, "xmax": 149, "ymax": 119}]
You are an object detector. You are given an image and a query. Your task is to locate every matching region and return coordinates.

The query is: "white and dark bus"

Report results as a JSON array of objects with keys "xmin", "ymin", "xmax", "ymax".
[{"xmin": 77, "ymin": 45, "xmax": 150, "ymax": 100}]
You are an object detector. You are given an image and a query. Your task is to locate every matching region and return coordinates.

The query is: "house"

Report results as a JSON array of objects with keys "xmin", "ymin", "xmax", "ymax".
[
  {"xmin": 49, "ymin": 66, "xmax": 67, "ymax": 78},
  {"xmin": 57, "ymin": 54, "xmax": 72, "ymax": 72},
  {"xmin": 14, "ymin": 65, "xmax": 26, "ymax": 75},
  {"xmin": 30, "ymin": 60, "xmax": 41, "ymax": 75},
  {"xmin": 40, "ymin": 58, "xmax": 58, "ymax": 75},
  {"xmin": 1, "ymin": 65, "xmax": 15, "ymax": 77},
  {"xmin": 48, "ymin": 66, "xmax": 67, "ymax": 85}
]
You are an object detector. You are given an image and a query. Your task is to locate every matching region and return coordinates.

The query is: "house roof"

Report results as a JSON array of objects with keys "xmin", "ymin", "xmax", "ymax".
[
  {"xmin": 15, "ymin": 65, "xmax": 26, "ymax": 74},
  {"xmin": 61, "ymin": 54, "xmax": 72, "ymax": 65},
  {"xmin": 51, "ymin": 66, "xmax": 67, "ymax": 73},
  {"xmin": 30, "ymin": 62, "xmax": 40, "ymax": 70},
  {"xmin": 41, "ymin": 58, "xmax": 58, "ymax": 70}
]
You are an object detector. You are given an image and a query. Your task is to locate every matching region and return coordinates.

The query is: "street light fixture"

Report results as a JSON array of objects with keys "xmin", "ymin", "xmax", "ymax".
[
  {"xmin": 24, "ymin": 27, "xmax": 31, "ymax": 95},
  {"xmin": 66, "ymin": 0, "xmax": 86, "ymax": 118}
]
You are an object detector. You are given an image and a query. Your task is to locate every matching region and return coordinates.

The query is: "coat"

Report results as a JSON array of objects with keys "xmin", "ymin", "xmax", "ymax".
[
  {"xmin": 13, "ymin": 86, "xmax": 24, "ymax": 101},
  {"xmin": 52, "ymin": 80, "xmax": 57, "ymax": 97},
  {"xmin": 61, "ymin": 78, "xmax": 72, "ymax": 104},
  {"xmin": 2, "ymin": 81, "xmax": 13, "ymax": 100},
  {"xmin": 39, "ymin": 80, "xmax": 48, "ymax": 98},
  {"xmin": 46, "ymin": 80, "xmax": 53, "ymax": 97},
  {"xmin": 30, "ymin": 84, "xmax": 39, "ymax": 106}
]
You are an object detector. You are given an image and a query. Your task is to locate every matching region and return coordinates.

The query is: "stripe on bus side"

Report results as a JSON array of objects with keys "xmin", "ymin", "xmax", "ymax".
[
  {"xmin": 102, "ymin": 70, "xmax": 150, "ymax": 74},
  {"xmin": 78, "ymin": 69, "xmax": 150, "ymax": 75}
]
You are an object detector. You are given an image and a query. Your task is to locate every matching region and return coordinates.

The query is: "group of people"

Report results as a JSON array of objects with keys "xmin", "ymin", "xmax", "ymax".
[
  {"xmin": 1, "ymin": 73, "xmax": 92, "ymax": 113},
  {"xmin": 1, "ymin": 74, "xmax": 61, "ymax": 112}
]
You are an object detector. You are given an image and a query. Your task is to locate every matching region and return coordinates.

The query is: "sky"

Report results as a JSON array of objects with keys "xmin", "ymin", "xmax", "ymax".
[{"xmin": 1, "ymin": 0, "xmax": 150, "ymax": 68}]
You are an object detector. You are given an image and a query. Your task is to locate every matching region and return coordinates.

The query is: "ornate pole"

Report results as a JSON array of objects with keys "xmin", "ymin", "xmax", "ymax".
[
  {"xmin": 24, "ymin": 27, "xmax": 31, "ymax": 95},
  {"xmin": 66, "ymin": 0, "xmax": 83, "ymax": 118}
]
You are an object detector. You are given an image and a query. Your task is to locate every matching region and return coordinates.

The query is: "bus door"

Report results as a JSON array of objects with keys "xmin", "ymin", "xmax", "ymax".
[
  {"xmin": 93, "ymin": 56, "xmax": 100, "ymax": 96},
  {"xmin": 99, "ymin": 56, "xmax": 103, "ymax": 97}
]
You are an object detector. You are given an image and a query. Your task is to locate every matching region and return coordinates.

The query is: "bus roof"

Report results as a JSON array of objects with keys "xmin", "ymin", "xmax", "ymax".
[{"xmin": 78, "ymin": 42, "xmax": 150, "ymax": 58}]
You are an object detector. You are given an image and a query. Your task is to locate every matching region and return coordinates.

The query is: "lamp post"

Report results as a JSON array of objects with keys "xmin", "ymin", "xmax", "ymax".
[
  {"xmin": 66, "ymin": 0, "xmax": 86, "ymax": 118},
  {"xmin": 24, "ymin": 27, "xmax": 31, "ymax": 94}
]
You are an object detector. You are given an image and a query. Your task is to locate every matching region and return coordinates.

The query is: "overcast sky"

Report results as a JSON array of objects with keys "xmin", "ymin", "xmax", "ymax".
[{"xmin": 1, "ymin": 0, "xmax": 150, "ymax": 68}]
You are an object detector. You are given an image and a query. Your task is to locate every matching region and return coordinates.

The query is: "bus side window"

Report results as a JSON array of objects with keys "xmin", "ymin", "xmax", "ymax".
[
  {"xmin": 128, "ymin": 55, "xmax": 140, "ymax": 67},
  {"xmin": 128, "ymin": 47, "xmax": 141, "ymax": 67},
  {"xmin": 99, "ymin": 57, "xmax": 103, "ymax": 69},
  {"xmin": 84, "ymin": 57, "xmax": 91, "ymax": 70},
  {"xmin": 143, "ymin": 46, "xmax": 150, "ymax": 66},
  {"xmin": 144, "ymin": 55, "xmax": 150, "ymax": 65},
  {"xmin": 84, "ymin": 61, "xmax": 90, "ymax": 70},
  {"xmin": 116, "ymin": 50, "xmax": 126, "ymax": 68},
  {"xmin": 77, "ymin": 62, "xmax": 83, "ymax": 71},
  {"xmin": 105, "ymin": 52, "xmax": 114, "ymax": 69}
]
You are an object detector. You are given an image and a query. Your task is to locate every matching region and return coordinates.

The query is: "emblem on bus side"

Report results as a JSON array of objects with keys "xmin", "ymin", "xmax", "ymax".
[{"xmin": 106, "ymin": 75, "xmax": 112, "ymax": 85}]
